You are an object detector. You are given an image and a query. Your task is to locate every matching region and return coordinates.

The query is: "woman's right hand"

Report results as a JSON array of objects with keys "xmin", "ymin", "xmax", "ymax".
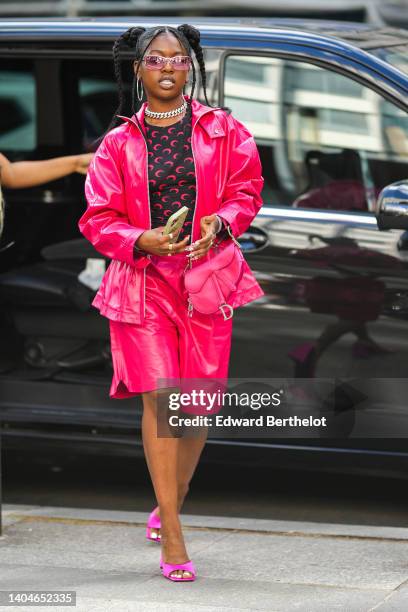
[{"xmin": 135, "ymin": 227, "xmax": 191, "ymax": 256}]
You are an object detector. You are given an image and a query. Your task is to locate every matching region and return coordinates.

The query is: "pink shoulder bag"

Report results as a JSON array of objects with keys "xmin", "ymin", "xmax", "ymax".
[{"xmin": 183, "ymin": 227, "xmax": 244, "ymax": 320}]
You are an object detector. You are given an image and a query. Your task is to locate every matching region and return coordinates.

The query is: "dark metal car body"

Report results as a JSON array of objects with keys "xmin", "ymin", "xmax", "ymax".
[{"xmin": 1, "ymin": 17, "xmax": 408, "ymax": 477}]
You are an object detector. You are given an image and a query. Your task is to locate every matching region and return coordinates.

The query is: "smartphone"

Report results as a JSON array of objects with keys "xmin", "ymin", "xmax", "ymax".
[{"xmin": 162, "ymin": 206, "xmax": 189, "ymax": 244}]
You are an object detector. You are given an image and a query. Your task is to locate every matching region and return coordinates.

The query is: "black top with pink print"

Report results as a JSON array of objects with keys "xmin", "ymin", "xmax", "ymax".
[
  {"xmin": 132, "ymin": 105, "xmax": 230, "ymax": 258},
  {"xmin": 143, "ymin": 105, "xmax": 195, "ymax": 241}
]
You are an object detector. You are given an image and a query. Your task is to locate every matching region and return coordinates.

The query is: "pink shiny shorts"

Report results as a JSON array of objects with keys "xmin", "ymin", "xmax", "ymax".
[{"xmin": 109, "ymin": 251, "xmax": 233, "ymax": 399}]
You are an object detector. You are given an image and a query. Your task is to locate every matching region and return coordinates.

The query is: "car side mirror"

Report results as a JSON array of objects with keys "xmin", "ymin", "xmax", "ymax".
[{"xmin": 376, "ymin": 180, "xmax": 408, "ymax": 230}]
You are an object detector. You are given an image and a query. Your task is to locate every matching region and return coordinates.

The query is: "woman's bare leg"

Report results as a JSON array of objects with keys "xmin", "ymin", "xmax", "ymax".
[
  {"xmin": 141, "ymin": 389, "xmax": 205, "ymax": 578},
  {"xmin": 148, "ymin": 431, "xmax": 207, "ymax": 540},
  {"xmin": 177, "ymin": 429, "xmax": 208, "ymax": 505}
]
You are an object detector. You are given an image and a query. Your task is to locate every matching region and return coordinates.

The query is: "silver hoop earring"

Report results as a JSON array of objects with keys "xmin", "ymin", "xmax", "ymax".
[{"xmin": 136, "ymin": 77, "xmax": 144, "ymax": 101}]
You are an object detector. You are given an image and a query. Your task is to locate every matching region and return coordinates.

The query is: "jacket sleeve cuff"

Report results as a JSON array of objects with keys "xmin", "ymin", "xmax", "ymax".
[{"xmin": 118, "ymin": 229, "xmax": 149, "ymax": 268}]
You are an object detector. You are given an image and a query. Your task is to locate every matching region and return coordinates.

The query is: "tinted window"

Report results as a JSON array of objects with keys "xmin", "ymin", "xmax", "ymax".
[
  {"xmin": 224, "ymin": 55, "xmax": 408, "ymax": 213},
  {"xmin": 0, "ymin": 60, "xmax": 36, "ymax": 152},
  {"xmin": 80, "ymin": 75, "xmax": 118, "ymax": 149}
]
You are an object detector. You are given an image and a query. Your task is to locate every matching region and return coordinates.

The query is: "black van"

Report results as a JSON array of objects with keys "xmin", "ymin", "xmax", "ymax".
[{"xmin": 1, "ymin": 17, "xmax": 408, "ymax": 477}]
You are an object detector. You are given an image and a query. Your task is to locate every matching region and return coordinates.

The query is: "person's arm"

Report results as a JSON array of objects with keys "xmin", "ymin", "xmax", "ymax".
[
  {"xmin": 78, "ymin": 130, "xmax": 147, "ymax": 268},
  {"xmin": 216, "ymin": 114, "xmax": 264, "ymax": 239},
  {"xmin": 0, "ymin": 152, "xmax": 93, "ymax": 189}
]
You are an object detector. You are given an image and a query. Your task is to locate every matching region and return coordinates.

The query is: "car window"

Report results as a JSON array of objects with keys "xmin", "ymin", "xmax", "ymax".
[
  {"xmin": 223, "ymin": 55, "xmax": 408, "ymax": 213},
  {"xmin": 68, "ymin": 60, "xmax": 121, "ymax": 150},
  {"xmin": 0, "ymin": 59, "xmax": 36, "ymax": 154},
  {"xmin": 80, "ymin": 76, "xmax": 119, "ymax": 149}
]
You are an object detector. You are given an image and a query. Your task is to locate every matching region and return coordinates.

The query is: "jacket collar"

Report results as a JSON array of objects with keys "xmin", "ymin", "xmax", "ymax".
[{"xmin": 117, "ymin": 95, "xmax": 225, "ymax": 138}]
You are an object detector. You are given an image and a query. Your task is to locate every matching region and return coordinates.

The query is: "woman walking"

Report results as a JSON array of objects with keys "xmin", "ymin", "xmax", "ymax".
[{"xmin": 78, "ymin": 23, "xmax": 264, "ymax": 582}]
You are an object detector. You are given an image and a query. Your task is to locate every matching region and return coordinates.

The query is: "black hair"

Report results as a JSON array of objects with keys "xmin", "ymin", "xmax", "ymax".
[{"xmin": 106, "ymin": 23, "xmax": 231, "ymax": 134}]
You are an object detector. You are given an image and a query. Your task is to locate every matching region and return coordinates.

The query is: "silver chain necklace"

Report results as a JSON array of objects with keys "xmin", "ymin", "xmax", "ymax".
[{"xmin": 145, "ymin": 97, "xmax": 187, "ymax": 119}]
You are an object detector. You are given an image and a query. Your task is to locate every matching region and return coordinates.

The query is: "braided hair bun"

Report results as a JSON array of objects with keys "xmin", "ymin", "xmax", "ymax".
[
  {"xmin": 177, "ymin": 24, "xmax": 200, "ymax": 46},
  {"xmin": 122, "ymin": 27, "xmax": 146, "ymax": 50}
]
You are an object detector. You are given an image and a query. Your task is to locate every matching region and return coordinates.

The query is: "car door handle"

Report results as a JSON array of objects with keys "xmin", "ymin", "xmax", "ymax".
[{"xmin": 238, "ymin": 227, "xmax": 268, "ymax": 253}]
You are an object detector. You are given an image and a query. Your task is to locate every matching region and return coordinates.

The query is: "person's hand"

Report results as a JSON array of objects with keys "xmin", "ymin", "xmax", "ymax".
[
  {"xmin": 186, "ymin": 214, "xmax": 217, "ymax": 261},
  {"xmin": 135, "ymin": 226, "xmax": 190, "ymax": 256},
  {"xmin": 75, "ymin": 153, "xmax": 94, "ymax": 175}
]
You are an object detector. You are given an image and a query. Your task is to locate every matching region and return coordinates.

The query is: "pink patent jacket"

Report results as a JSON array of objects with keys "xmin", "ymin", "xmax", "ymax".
[{"xmin": 78, "ymin": 95, "xmax": 265, "ymax": 324}]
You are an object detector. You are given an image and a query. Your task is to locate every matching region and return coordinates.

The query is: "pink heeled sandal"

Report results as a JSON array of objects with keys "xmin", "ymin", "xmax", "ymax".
[
  {"xmin": 160, "ymin": 554, "xmax": 196, "ymax": 582},
  {"xmin": 146, "ymin": 506, "xmax": 161, "ymax": 543}
]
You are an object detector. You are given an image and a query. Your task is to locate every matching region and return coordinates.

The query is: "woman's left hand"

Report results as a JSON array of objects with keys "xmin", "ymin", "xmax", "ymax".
[{"xmin": 187, "ymin": 214, "xmax": 218, "ymax": 260}]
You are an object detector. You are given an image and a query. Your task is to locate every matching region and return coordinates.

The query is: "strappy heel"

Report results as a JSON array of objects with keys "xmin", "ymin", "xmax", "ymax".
[
  {"xmin": 160, "ymin": 554, "xmax": 196, "ymax": 582},
  {"xmin": 146, "ymin": 506, "xmax": 161, "ymax": 542}
]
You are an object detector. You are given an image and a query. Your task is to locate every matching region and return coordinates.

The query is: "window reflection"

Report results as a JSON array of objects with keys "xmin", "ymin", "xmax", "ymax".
[{"xmin": 224, "ymin": 56, "xmax": 408, "ymax": 212}]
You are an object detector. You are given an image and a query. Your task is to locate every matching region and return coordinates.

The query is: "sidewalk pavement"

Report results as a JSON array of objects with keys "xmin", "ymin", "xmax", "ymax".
[{"xmin": 1, "ymin": 504, "xmax": 408, "ymax": 612}]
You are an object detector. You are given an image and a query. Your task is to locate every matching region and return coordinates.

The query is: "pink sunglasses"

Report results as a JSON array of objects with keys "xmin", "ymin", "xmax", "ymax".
[{"xmin": 143, "ymin": 55, "xmax": 192, "ymax": 70}]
